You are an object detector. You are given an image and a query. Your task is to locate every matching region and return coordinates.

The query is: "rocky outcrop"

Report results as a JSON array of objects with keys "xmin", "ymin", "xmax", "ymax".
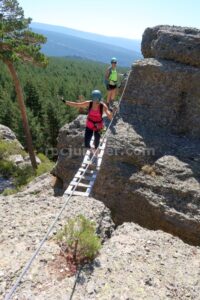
[
  {"xmin": 51, "ymin": 115, "xmax": 87, "ymax": 189},
  {"xmin": 54, "ymin": 26, "xmax": 200, "ymax": 246},
  {"xmin": 0, "ymin": 124, "xmax": 18, "ymax": 141},
  {"xmin": 0, "ymin": 124, "xmax": 23, "ymax": 148},
  {"xmin": 79, "ymin": 223, "xmax": 200, "ymax": 300},
  {"xmin": 7, "ymin": 154, "xmax": 41, "ymax": 167},
  {"xmin": 121, "ymin": 58, "xmax": 200, "ymax": 137},
  {"xmin": 92, "ymin": 122, "xmax": 200, "ymax": 244},
  {"xmin": 53, "ymin": 25, "xmax": 200, "ymax": 245},
  {"xmin": 1, "ymin": 175, "xmax": 200, "ymax": 299},
  {"xmin": 0, "ymin": 124, "xmax": 41, "ymax": 173},
  {"xmin": 142, "ymin": 25, "xmax": 200, "ymax": 67},
  {"xmin": 0, "ymin": 174, "xmax": 114, "ymax": 298}
]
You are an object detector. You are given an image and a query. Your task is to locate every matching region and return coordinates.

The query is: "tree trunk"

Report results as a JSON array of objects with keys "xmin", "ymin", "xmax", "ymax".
[{"xmin": 5, "ymin": 61, "xmax": 37, "ymax": 169}]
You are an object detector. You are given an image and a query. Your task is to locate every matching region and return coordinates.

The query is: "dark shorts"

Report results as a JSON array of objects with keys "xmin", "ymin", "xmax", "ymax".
[{"xmin": 106, "ymin": 84, "xmax": 117, "ymax": 91}]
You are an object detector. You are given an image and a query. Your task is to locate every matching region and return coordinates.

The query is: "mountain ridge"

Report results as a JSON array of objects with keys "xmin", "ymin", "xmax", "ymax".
[
  {"xmin": 32, "ymin": 22, "xmax": 141, "ymax": 52},
  {"xmin": 30, "ymin": 23, "xmax": 142, "ymax": 66}
]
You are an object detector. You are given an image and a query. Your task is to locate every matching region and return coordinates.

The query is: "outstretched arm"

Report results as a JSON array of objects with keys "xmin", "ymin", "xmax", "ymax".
[
  {"xmin": 64, "ymin": 100, "xmax": 90, "ymax": 108},
  {"xmin": 102, "ymin": 103, "xmax": 113, "ymax": 120}
]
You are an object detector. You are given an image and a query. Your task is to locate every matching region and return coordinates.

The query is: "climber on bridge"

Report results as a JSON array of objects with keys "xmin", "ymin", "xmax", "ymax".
[
  {"xmin": 104, "ymin": 57, "xmax": 119, "ymax": 110},
  {"xmin": 63, "ymin": 90, "xmax": 112, "ymax": 159}
]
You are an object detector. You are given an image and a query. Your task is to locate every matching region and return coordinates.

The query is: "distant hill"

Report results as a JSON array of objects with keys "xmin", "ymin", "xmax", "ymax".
[
  {"xmin": 31, "ymin": 23, "xmax": 142, "ymax": 67},
  {"xmin": 32, "ymin": 22, "xmax": 141, "ymax": 52}
]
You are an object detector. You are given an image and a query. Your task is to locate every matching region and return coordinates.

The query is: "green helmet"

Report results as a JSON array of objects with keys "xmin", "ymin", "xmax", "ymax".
[
  {"xmin": 111, "ymin": 57, "xmax": 117, "ymax": 63},
  {"xmin": 91, "ymin": 90, "xmax": 102, "ymax": 101}
]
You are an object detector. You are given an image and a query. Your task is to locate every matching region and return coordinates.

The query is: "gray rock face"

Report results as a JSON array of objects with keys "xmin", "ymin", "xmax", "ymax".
[
  {"xmin": 128, "ymin": 156, "xmax": 200, "ymax": 245},
  {"xmin": 92, "ymin": 119, "xmax": 200, "ymax": 245},
  {"xmin": 122, "ymin": 58, "xmax": 200, "ymax": 137},
  {"xmin": 142, "ymin": 25, "xmax": 200, "ymax": 67},
  {"xmin": 92, "ymin": 57, "xmax": 200, "ymax": 245},
  {"xmin": 79, "ymin": 223, "xmax": 200, "ymax": 300},
  {"xmin": 53, "ymin": 26, "xmax": 200, "ymax": 246},
  {"xmin": 0, "ymin": 124, "xmax": 17, "ymax": 141},
  {"xmin": 51, "ymin": 115, "xmax": 87, "ymax": 189},
  {"xmin": 0, "ymin": 174, "xmax": 114, "ymax": 299},
  {"xmin": 0, "ymin": 124, "xmax": 24, "ymax": 154},
  {"xmin": 2, "ymin": 176, "xmax": 200, "ymax": 299}
]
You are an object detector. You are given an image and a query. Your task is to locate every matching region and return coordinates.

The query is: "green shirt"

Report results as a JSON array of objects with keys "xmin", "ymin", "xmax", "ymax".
[{"xmin": 109, "ymin": 68, "xmax": 118, "ymax": 82}]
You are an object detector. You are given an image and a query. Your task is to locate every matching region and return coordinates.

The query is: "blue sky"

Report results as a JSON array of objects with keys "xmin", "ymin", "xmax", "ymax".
[{"xmin": 18, "ymin": 0, "xmax": 200, "ymax": 39}]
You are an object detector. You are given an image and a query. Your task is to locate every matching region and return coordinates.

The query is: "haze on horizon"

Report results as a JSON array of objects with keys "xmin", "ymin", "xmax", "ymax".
[{"xmin": 18, "ymin": 0, "xmax": 200, "ymax": 40}]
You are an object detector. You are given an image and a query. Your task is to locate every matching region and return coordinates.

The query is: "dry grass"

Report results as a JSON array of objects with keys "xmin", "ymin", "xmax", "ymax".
[{"xmin": 141, "ymin": 164, "xmax": 157, "ymax": 177}]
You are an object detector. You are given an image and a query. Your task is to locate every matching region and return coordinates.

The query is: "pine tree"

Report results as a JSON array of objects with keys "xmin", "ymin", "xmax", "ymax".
[
  {"xmin": 24, "ymin": 80, "xmax": 41, "ymax": 116},
  {"xmin": 0, "ymin": 0, "xmax": 48, "ymax": 169}
]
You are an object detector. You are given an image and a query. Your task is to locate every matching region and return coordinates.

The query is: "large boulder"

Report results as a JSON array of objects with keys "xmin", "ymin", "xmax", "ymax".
[
  {"xmin": 121, "ymin": 58, "xmax": 200, "ymax": 137},
  {"xmin": 0, "ymin": 124, "xmax": 17, "ymax": 141},
  {"xmin": 142, "ymin": 25, "xmax": 200, "ymax": 67},
  {"xmin": 92, "ymin": 57, "xmax": 200, "ymax": 245},
  {"xmin": 128, "ymin": 156, "xmax": 200, "ymax": 245},
  {"xmin": 51, "ymin": 115, "xmax": 87, "ymax": 188},
  {"xmin": 53, "ymin": 26, "xmax": 200, "ymax": 245},
  {"xmin": 0, "ymin": 124, "xmax": 23, "ymax": 150},
  {"xmin": 79, "ymin": 223, "xmax": 200, "ymax": 300}
]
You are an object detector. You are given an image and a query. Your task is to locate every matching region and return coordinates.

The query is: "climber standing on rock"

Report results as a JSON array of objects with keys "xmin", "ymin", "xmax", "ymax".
[
  {"xmin": 104, "ymin": 57, "xmax": 119, "ymax": 110},
  {"xmin": 62, "ymin": 90, "xmax": 112, "ymax": 161}
]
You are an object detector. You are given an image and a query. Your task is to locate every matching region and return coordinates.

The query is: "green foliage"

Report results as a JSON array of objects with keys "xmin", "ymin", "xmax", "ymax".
[
  {"xmin": 0, "ymin": 57, "xmax": 128, "ymax": 157},
  {"xmin": 0, "ymin": 139, "xmax": 25, "ymax": 159},
  {"xmin": 13, "ymin": 164, "xmax": 35, "ymax": 186},
  {"xmin": 0, "ymin": 0, "xmax": 47, "ymax": 66},
  {"xmin": 56, "ymin": 215, "xmax": 101, "ymax": 262},
  {"xmin": 0, "ymin": 159, "xmax": 15, "ymax": 177},
  {"xmin": 36, "ymin": 153, "xmax": 54, "ymax": 176},
  {"xmin": 0, "ymin": 139, "xmax": 55, "ymax": 193},
  {"xmin": 2, "ymin": 187, "xmax": 21, "ymax": 196},
  {"xmin": 1, "ymin": 156, "xmax": 54, "ymax": 194},
  {"xmin": 24, "ymin": 80, "xmax": 41, "ymax": 116}
]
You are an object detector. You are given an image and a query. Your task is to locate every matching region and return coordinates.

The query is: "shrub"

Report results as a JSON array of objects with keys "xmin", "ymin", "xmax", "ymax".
[
  {"xmin": 2, "ymin": 187, "xmax": 20, "ymax": 196},
  {"xmin": 0, "ymin": 140, "xmax": 26, "ymax": 160},
  {"xmin": 0, "ymin": 149, "xmax": 54, "ymax": 195},
  {"xmin": 56, "ymin": 215, "xmax": 101, "ymax": 275},
  {"xmin": 141, "ymin": 164, "xmax": 156, "ymax": 176},
  {"xmin": 36, "ymin": 153, "xmax": 54, "ymax": 176},
  {"xmin": 0, "ymin": 160, "xmax": 16, "ymax": 178},
  {"xmin": 13, "ymin": 165, "xmax": 35, "ymax": 186}
]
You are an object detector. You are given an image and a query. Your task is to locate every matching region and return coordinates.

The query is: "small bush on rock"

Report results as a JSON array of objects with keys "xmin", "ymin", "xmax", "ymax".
[
  {"xmin": 0, "ymin": 140, "xmax": 25, "ymax": 159},
  {"xmin": 141, "ymin": 164, "xmax": 156, "ymax": 176},
  {"xmin": 56, "ymin": 215, "xmax": 101, "ymax": 275}
]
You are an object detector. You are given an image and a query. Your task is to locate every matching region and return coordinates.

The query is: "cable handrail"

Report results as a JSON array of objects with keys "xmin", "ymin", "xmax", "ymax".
[{"xmin": 4, "ymin": 71, "xmax": 131, "ymax": 300}]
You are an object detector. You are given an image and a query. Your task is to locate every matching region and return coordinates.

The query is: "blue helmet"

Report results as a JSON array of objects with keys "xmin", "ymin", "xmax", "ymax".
[
  {"xmin": 91, "ymin": 90, "xmax": 102, "ymax": 102},
  {"xmin": 111, "ymin": 57, "xmax": 117, "ymax": 63}
]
